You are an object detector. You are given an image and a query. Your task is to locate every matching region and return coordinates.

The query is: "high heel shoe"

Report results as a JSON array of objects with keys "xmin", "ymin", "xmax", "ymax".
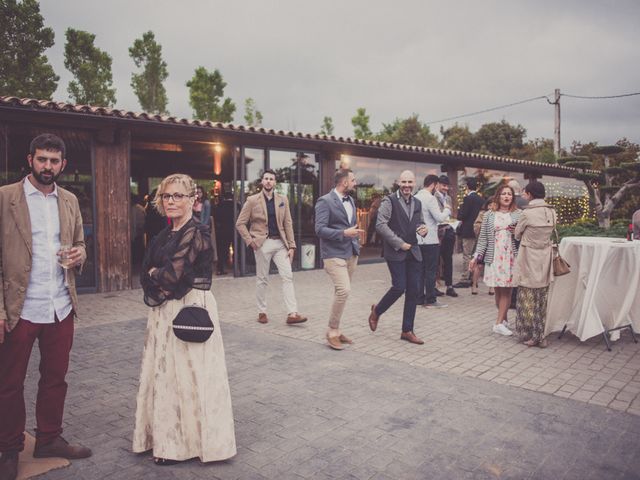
[
  {"xmin": 471, "ymin": 282, "xmax": 478, "ymax": 295},
  {"xmin": 488, "ymin": 287, "xmax": 495, "ymax": 296}
]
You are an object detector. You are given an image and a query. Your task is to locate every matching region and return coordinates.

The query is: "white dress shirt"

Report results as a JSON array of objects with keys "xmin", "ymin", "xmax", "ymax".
[
  {"xmin": 21, "ymin": 178, "xmax": 73, "ymax": 324},
  {"xmin": 415, "ymin": 188, "xmax": 451, "ymax": 245},
  {"xmin": 333, "ymin": 189, "xmax": 354, "ymax": 224}
]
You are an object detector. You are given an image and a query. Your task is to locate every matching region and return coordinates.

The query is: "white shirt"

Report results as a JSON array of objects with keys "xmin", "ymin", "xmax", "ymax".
[
  {"xmin": 21, "ymin": 178, "xmax": 73, "ymax": 324},
  {"xmin": 415, "ymin": 188, "xmax": 451, "ymax": 245},
  {"xmin": 333, "ymin": 189, "xmax": 354, "ymax": 224}
]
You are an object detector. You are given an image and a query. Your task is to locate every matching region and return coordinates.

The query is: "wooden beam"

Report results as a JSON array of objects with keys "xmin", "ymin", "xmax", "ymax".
[
  {"xmin": 94, "ymin": 129, "xmax": 131, "ymax": 292},
  {"xmin": 131, "ymin": 141, "xmax": 183, "ymax": 152}
]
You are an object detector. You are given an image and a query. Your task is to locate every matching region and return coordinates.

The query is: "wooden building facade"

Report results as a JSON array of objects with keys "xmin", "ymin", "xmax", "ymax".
[{"xmin": 0, "ymin": 96, "xmax": 589, "ymax": 293}]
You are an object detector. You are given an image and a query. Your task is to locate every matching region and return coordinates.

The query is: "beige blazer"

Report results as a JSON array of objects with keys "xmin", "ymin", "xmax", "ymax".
[
  {"xmin": 235, "ymin": 191, "xmax": 296, "ymax": 250},
  {"xmin": 514, "ymin": 200, "xmax": 556, "ymax": 288},
  {"xmin": 0, "ymin": 180, "xmax": 86, "ymax": 331}
]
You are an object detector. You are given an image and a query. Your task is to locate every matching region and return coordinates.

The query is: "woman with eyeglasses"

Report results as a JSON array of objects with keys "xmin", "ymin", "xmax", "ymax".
[{"xmin": 132, "ymin": 174, "xmax": 236, "ymax": 466}]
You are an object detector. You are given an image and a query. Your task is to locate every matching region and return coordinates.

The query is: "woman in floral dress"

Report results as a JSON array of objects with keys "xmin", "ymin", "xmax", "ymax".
[{"xmin": 469, "ymin": 184, "xmax": 521, "ymax": 336}]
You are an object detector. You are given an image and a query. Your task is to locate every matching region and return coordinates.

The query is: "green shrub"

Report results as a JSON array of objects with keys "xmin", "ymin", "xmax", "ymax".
[{"xmin": 556, "ymin": 219, "xmax": 630, "ymax": 240}]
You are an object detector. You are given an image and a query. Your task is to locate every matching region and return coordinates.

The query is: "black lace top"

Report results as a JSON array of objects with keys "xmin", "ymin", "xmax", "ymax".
[{"xmin": 141, "ymin": 218, "xmax": 213, "ymax": 307}]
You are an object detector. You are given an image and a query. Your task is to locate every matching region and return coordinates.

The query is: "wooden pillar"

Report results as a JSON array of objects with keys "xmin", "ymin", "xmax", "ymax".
[
  {"xmin": 94, "ymin": 129, "xmax": 131, "ymax": 292},
  {"xmin": 320, "ymin": 151, "xmax": 337, "ymax": 195},
  {"xmin": 444, "ymin": 165, "xmax": 459, "ymax": 217}
]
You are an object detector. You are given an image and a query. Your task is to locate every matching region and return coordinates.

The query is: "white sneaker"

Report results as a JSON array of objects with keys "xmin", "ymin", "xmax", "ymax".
[
  {"xmin": 493, "ymin": 323, "xmax": 513, "ymax": 336},
  {"xmin": 502, "ymin": 320, "xmax": 509, "ymax": 328}
]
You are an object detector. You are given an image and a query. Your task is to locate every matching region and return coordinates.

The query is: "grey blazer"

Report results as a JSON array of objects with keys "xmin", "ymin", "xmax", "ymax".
[{"xmin": 314, "ymin": 191, "xmax": 360, "ymax": 260}]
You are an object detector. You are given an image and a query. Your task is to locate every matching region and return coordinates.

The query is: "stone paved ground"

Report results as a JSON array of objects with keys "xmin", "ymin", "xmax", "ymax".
[
  {"xmin": 81, "ymin": 258, "xmax": 640, "ymax": 416},
  {"xmin": 24, "ymin": 318, "xmax": 640, "ymax": 480},
  {"xmin": 19, "ymin": 257, "xmax": 639, "ymax": 479}
]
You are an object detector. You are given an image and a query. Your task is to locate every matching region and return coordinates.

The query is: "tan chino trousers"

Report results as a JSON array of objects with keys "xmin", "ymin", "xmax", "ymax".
[{"xmin": 323, "ymin": 256, "xmax": 358, "ymax": 329}]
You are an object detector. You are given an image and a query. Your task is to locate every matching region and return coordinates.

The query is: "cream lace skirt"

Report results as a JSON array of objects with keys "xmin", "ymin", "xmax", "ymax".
[{"xmin": 132, "ymin": 289, "xmax": 236, "ymax": 462}]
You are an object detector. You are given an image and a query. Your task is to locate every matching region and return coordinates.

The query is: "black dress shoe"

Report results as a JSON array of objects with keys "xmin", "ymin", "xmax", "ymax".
[
  {"xmin": 446, "ymin": 287, "xmax": 458, "ymax": 297},
  {"xmin": 0, "ymin": 451, "xmax": 19, "ymax": 480},
  {"xmin": 453, "ymin": 281, "xmax": 471, "ymax": 288},
  {"xmin": 435, "ymin": 289, "xmax": 445, "ymax": 297}
]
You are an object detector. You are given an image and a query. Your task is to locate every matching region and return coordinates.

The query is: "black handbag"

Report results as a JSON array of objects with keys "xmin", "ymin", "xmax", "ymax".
[{"xmin": 172, "ymin": 302, "xmax": 214, "ymax": 343}]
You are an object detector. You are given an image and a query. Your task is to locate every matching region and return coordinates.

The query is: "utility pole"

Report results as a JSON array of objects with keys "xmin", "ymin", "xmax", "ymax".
[{"xmin": 553, "ymin": 88, "xmax": 561, "ymax": 159}]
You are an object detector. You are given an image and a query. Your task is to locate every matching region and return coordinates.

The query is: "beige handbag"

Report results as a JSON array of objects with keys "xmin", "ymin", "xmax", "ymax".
[{"xmin": 552, "ymin": 224, "xmax": 571, "ymax": 277}]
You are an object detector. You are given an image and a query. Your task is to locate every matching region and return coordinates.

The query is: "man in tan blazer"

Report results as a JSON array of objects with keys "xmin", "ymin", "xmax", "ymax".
[
  {"xmin": 236, "ymin": 169, "xmax": 307, "ymax": 325},
  {"xmin": 0, "ymin": 134, "xmax": 91, "ymax": 480}
]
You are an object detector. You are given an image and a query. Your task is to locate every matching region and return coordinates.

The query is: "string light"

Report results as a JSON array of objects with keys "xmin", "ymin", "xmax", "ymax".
[{"xmin": 544, "ymin": 182, "xmax": 593, "ymax": 225}]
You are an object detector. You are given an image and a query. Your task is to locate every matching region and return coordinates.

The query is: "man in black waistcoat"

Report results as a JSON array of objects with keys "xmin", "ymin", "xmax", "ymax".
[{"xmin": 368, "ymin": 170, "xmax": 428, "ymax": 344}]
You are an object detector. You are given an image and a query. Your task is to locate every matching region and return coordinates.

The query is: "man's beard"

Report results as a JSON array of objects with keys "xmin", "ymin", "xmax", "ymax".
[
  {"xmin": 262, "ymin": 185, "xmax": 273, "ymax": 192},
  {"xmin": 32, "ymin": 169, "xmax": 62, "ymax": 186}
]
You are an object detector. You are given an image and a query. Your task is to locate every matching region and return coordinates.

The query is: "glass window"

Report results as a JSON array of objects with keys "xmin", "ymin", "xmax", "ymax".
[{"xmin": 336, "ymin": 155, "xmax": 441, "ymax": 261}]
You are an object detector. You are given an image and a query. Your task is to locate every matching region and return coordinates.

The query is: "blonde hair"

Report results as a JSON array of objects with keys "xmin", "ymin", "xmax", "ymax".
[{"xmin": 153, "ymin": 173, "xmax": 197, "ymax": 216}]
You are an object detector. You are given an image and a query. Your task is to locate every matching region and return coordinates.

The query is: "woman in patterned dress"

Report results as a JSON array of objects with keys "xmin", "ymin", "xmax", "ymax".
[
  {"xmin": 469, "ymin": 185, "xmax": 521, "ymax": 336},
  {"xmin": 133, "ymin": 174, "xmax": 236, "ymax": 465},
  {"xmin": 513, "ymin": 181, "xmax": 556, "ymax": 348}
]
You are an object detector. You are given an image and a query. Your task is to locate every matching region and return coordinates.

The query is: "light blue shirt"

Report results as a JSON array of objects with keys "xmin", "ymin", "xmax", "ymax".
[
  {"xmin": 415, "ymin": 188, "xmax": 451, "ymax": 245},
  {"xmin": 21, "ymin": 178, "xmax": 73, "ymax": 324}
]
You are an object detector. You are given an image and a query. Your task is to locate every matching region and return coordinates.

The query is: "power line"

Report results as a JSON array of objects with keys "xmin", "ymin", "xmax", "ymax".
[
  {"xmin": 561, "ymin": 92, "xmax": 640, "ymax": 99},
  {"xmin": 424, "ymin": 95, "xmax": 551, "ymax": 125},
  {"xmin": 424, "ymin": 90, "xmax": 640, "ymax": 126}
]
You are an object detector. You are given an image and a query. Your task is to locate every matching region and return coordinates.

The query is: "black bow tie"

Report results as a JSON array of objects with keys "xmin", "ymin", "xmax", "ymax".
[{"xmin": 342, "ymin": 196, "xmax": 350, "ymax": 203}]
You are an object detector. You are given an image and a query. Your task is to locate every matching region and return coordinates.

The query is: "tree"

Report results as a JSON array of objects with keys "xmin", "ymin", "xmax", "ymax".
[
  {"xmin": 351, "ymin": 107, "xmax": 373, "ymax": 139},
  {"xmin": 64, "ymin": 28, "xmax": 116, "ymax": 106},
  {"xmin": 510, "ymin": 138, "xmax": 557, "ymax": 164},
  {"xmin": 377, "ymin": 114, "xmax": 438, "ymax": 147},
  {"xmin": 129, "ymin": 31, "xmax": 168, "ymax": 114},
  {"xmin": 319, "ymin": 116, "xmax": 334, "ymax": 136},
  {"xmin": 563, "ymin": 139, "xmax": 640, "ymax": 228},
  {"xmin": 0, "ymin": 0, "xmax": 59, "ymax": 99},
  {"xmin": 186, "ymin": 66, "xmax": 235, "ymax": 122},
  {"xmin": 243, "ymin": 97, "xmax": 263, "ymax": 126},
  {"xmin": 474, "ymin": 120, "xmax": 526, "ymax": 157},
  {"xmin": 439, "ymin": 123, "xmax": 476, "ymax": 151}
]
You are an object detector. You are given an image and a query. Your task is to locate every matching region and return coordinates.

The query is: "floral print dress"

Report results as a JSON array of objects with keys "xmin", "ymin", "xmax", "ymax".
[{"xmin": 483, "ymin": 211, "xmax": 517, "ymax": 288}]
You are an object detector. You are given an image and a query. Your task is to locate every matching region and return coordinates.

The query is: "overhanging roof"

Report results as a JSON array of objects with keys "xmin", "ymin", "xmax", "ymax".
[{"xmin": 0, "ymin": 96, "xmax": 599, "ymax": 178}]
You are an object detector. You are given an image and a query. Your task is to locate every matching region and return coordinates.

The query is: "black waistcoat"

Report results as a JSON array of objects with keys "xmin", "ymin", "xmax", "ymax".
[{"xmin": 388, "ymin": 194, "xmax": 421, "ymax": 245}]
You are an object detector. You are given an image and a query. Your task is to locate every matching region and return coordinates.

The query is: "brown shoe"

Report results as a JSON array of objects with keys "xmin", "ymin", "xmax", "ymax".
[
  {"xmin": 368, "ymin": 304, "xmax": 379, "ymax": 332},
  {"xmin": 286, "ymin": 313, "xmax": 307, "ymax": 325},
  {"xmin": 338, "ymin": 334, "xmax": 353, "ymax": 344},
  {"xmin": 0, "ymin": 451, "xmax": 18, "ymax": 480},
  {"xmin": 326, "ymin": 335, "xmax": 345, "ymax": 350},
  {"xmin": 33, "ymin": 436, "xmax": 92, "ymax": 459},
  {"xmin": 258, "ymin": 313, "xmax": 268, "ymax": 324},
  {"xmin": 400, "ymin": 331, "xmax": 424, "ymax": 345}
]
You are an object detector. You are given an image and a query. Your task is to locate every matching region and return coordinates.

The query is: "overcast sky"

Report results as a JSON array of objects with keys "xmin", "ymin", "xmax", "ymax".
[{"xmin": 38, "ymin": 0, "xmax": 640, "ymax": 148}]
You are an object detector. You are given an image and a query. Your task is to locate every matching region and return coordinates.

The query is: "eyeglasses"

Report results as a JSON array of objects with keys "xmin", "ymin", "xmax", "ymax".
[{"xmin": 160, "ymin": 193, "xmax": 193, "ymax": 202}]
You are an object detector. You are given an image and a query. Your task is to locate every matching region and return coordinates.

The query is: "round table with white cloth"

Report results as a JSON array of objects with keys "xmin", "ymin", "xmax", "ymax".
[{"xmin": 545, "ymin": 237, "xmax": 640, "ymax": 342}]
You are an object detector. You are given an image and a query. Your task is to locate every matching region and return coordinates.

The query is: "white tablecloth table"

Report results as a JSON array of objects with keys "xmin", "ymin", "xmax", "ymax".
[{"xmin": 545, "ymin": 237, "xmax": 640, "ymax": 343}]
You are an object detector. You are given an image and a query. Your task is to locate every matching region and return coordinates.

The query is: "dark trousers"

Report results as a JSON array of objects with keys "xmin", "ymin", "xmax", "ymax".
[
  {"xmin": 439, "ymin": 236, "xmax": 454, "ymax": 287},
  {"xmin": 375, "ymin": 258, "xmax": 421, "ymax": 333},
  {"xmin": 216, "ymin": 233, "xmax": 233, "ymax": 273},
  {"xmin": 418, "ymin": 244, "xmax": 440, "ymax": 305},
  {"xmin": 0, "ymin": 312, "xmax": 74, "ymax": 452}
]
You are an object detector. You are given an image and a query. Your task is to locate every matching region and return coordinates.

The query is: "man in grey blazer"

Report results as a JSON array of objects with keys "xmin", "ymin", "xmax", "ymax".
[
  {"xmin": 315, "ymin": 169, "xmax": 362, "ymax": 350},
  {"xmin": 368, "ymin": 170, "xmax": 428, "ymax": 345}
]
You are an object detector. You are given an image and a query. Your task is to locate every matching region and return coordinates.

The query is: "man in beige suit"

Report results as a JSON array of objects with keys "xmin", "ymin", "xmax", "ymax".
[
  {"xmin": 0, "ymin": 134, "xmax": 91, "ymax": 480},
  {"xmin": 236, "ymin": 169, "xmax": 307, "ymax": 325}
]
